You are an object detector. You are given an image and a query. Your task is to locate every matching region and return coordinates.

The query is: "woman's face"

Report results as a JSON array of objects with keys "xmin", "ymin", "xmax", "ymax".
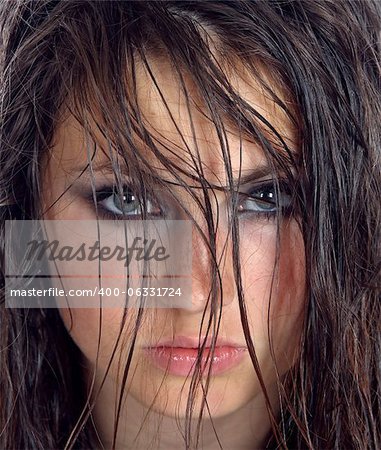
[{"xmin": 42, "ymin": 58, "xmax": 305, "ymax": 422}]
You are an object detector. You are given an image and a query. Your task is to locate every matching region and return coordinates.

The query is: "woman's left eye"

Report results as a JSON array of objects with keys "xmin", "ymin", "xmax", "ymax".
[
  {"xmin": 95, "ymin": 186, "xmax": 161, "ymax": 218},
  {"xmin": 238, "ymin": 183, "xmax": 292, "ymax": 215}
]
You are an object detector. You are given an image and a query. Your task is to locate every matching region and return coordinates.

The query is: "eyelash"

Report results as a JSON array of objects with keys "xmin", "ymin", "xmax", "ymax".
[
  {"xmin": 238, "ymin": 180, "xmax": 294, "ymax": 220},
  {"xmin": 88, "ymin": 181, "xmax": 294, "ymax": 221}
]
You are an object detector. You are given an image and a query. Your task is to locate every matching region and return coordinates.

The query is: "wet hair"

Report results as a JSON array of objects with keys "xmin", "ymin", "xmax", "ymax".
[{"xmin": 1, "ymin": 0, "xmax": 380, "ymax": 448}]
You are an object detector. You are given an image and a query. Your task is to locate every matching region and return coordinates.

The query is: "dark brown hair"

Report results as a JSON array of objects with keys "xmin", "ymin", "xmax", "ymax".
[{"xmin": 1, "ymin": 1, "xmax": 380, "ymax": 449}]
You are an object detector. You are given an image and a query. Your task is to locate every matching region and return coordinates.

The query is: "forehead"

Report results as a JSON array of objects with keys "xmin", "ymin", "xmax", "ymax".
[
  {"xmin": 135, "ymin": 55, "xmax": 296, "ymax": 146},
  {"xmin": 135, "ymin": 56, "xmax": 296, "ymax": 166},
  {"xmin": 49, "ymin": 56, "xmax": 297, "ymax": 183}
]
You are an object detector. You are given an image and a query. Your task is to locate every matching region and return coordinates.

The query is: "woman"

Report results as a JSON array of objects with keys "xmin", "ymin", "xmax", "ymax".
[{"xmin": 0, "ymin": 1, "xmax": 380, "ymax": 449}]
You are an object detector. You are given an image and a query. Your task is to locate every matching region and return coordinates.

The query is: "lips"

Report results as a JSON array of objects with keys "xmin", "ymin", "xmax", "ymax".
[{"xmin": 143, "ymin": 335, "xmax": 247, "ymax": 377}]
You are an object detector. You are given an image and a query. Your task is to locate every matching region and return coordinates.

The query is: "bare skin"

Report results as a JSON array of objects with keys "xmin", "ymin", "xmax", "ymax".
[{"xmin": 42, "ymin": 58, "xmax": 305, "ymax": 449}]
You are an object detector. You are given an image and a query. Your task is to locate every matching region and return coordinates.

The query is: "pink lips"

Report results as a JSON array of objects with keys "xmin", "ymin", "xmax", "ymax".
[{"xmin": 143, "ymin": 335, "xmax": 247, "ymax": 377}]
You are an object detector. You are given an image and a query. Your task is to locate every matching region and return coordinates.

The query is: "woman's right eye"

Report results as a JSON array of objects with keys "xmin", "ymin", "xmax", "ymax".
[{"xmin": 95, "ymin": 186, "xmax": 162, "ymax": 219}]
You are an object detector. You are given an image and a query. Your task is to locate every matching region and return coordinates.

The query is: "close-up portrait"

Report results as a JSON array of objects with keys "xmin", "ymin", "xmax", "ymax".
[{"xmin": 0, "ymin": 1, "xmax": 380, "ymax": 449}]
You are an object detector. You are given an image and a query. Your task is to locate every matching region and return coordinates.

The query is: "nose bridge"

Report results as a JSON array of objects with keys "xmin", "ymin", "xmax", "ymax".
[{"xmin": 189, "ymin": 211, "xmax": 236, "ymax": 313}]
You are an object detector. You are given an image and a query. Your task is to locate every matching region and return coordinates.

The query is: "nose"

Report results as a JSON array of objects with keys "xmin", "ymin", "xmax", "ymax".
[{"xmin": 180, "ymin": 218, "xmax": 236, "ymax": 314}]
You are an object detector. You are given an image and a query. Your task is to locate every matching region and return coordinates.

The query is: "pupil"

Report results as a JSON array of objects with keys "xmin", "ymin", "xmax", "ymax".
[
  {"xmin": 256, "ymin": 189, "xmax": 275, "ymax": 210},
  {"xmin": 114, "ymin": 190, "xmax": 137, "ymax": 213},
  {"xmin": 261, "ymin": 190, "xmax": 274, "ymax": 201}
]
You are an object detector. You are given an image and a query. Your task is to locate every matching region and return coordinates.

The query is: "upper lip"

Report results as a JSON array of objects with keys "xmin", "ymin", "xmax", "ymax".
[{"xmin": 144, "ymin": 335, "xmax": 247, "ymax": 349}]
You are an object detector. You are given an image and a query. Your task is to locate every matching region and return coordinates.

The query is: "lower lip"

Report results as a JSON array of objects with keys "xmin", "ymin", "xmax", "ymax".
[{"xmin": 143, "ymin": 346, "xmax": 247, "ymax": 377}]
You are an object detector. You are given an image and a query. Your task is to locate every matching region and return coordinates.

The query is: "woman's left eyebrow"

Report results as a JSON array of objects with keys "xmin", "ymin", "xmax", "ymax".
[{"xmin": 230, "ymin": 165, "xmax": 275, "ymax": 187}]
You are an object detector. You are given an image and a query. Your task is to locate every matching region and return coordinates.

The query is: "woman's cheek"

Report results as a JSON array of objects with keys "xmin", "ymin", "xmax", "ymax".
[
  {"xmin": 240, "ymin": 219, "xmax": 306, "ymax": 373},
  {"xmin": 59, "ymin": 307, "xmax": 139, "ymax": 372}
]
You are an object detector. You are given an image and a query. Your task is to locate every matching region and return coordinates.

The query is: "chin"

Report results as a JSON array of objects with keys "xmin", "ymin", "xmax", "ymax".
[{"xmin": 128, "ymin": 358, "xmax": 260, "ymax": 420}]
